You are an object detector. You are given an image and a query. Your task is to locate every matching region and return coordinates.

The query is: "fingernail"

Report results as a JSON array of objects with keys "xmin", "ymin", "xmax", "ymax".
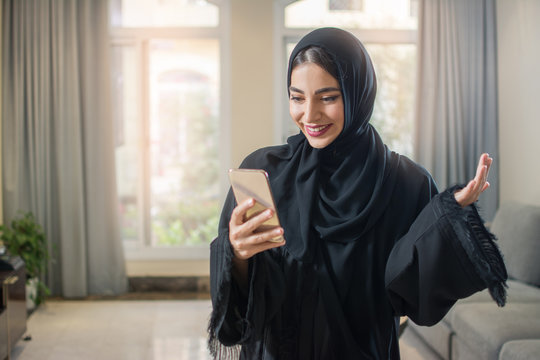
[
  {"xmin": 265, "ymin": 209, "xmax": 273, "ymax": 217},
  {"xmin": 248, "ymin": 198, "xmax": 254, "ymax": 205},
  {"xmin": 274, "ymin": 228, "xmax": 283, "ymax": 235}
]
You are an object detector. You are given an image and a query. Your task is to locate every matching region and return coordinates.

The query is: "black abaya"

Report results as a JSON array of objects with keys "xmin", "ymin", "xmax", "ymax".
[{"xmin": 207, "ymin": 28, "xmax": 506, "ymax": 359}]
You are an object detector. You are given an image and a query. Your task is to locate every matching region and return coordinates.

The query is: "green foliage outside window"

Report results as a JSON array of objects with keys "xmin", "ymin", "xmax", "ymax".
[{"xmin": 151, "ymin": 85, "xmax": 220, "ymax": 246}]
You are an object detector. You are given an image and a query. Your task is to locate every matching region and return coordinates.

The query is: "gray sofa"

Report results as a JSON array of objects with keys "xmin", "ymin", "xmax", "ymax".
[{"xmin": 405, "ymin": 202, "xmax": 540, "ymax": 360}]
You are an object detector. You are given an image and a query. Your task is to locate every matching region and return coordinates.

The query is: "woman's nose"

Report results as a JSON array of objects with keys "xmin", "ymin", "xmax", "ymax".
[{"xmin": 303, "ymin": 101, "xmax": 321, "ymax": 123}]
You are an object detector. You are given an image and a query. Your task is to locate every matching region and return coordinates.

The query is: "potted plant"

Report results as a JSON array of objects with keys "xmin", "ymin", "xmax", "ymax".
[{"xmin": 0, "ymin": 212, "xmax": 50, "ymax": 308}]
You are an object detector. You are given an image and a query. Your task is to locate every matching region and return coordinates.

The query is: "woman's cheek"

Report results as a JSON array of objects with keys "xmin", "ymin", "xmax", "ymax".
[{"xmin": 290, "ymin": 106, "xmax": 302, "ymax": 124}]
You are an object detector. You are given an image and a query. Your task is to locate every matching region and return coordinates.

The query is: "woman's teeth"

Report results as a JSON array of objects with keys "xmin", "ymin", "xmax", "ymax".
[{"xmin": 309, "ymin": 125, "xmax": 328, "ymax": 132}]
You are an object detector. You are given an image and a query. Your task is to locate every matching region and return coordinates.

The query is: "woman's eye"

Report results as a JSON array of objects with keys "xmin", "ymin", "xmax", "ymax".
[{"xmin": 322, "ymin": 96, "xmax": 339, "ymax": 102}]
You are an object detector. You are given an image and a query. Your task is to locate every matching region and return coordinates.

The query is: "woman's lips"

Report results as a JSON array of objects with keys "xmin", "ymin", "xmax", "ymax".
[{"xmin": 305, "ymin": 124, "xmax": 332, "ymax": 137}]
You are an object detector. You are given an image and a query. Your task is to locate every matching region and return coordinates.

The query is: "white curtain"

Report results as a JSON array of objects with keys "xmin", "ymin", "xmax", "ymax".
[
  {"xmin": 415, "ymin": 0, "xmax": 499, "ymax": 220},
  {"xmin": 2, "ymin": 0, "xmax": 127, "ymax": 296}
]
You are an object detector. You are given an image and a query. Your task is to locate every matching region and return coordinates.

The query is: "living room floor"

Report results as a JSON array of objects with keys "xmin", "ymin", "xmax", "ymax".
[{"xmin": 11, "ymin": 299, "xmax": 441, "ymax": 359}]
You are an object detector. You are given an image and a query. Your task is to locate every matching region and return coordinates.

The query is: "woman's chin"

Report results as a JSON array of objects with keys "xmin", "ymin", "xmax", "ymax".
[
  {"xmin": 304, "ymin": 133, "xmax": 339, "ymax": 149},
  {"xmin": 306, "ymin": 138, "xmax": 334, "ymax": 149}
]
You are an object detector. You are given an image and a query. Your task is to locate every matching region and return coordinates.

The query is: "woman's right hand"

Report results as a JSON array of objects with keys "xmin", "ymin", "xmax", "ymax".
[{"xmin": 229, "ymin": 198, "xmax": 285, "ymax": 261}]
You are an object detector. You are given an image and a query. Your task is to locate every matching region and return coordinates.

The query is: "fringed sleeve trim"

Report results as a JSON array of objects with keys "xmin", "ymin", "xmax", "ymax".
[
  {"xmin": 435, "ymin": 186, "xmax": 508, "ymax": 307},
  {"xmin": 207, "ymin": 233, "xmax": 246, "ymax": 359},
  {"xmin": 207, "ymin": 340, "xmax": 241, "ymax": 360}
]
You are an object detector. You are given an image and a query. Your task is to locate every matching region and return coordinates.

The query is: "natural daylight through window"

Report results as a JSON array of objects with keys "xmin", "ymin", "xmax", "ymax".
[{"xmin": 109, "ymin": 0, "xmax": 226, "ymax": 259}]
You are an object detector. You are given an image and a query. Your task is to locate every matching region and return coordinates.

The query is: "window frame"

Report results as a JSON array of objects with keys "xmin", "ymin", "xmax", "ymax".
[
  {"xmin": 110, "ymin": 0, "xmax": 231, "ymax": 260},
  {"xmin": 273, "ymin": 0, "xmax": 417, "ymax": 144},
  {"xmin": 328, "ymin": 0, "xmax": 364, "ymax": 12}
]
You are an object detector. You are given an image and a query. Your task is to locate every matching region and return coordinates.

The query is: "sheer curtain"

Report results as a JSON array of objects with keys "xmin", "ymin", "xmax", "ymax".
[
  {"xmin": 1, "ymin": 0, "xmax": 127, "ymax": 296},
  {"xmin": 415, "ymin": 0, "xmax": 499, "ymax": 220}
]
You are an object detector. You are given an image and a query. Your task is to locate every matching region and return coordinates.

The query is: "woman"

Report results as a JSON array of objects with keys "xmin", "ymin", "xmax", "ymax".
[{"xmin": 208, "ymin": 28, "xmax": 506, "ymax": 359}]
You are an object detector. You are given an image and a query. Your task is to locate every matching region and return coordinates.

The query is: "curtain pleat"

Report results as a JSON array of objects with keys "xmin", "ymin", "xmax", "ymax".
[
  {"xmin": 1, "ymin": 0, "xmax": 127, "ymax": 297},
  {"xmin": 415, "ymin": 0, "xmax": 499, "ymax": 220}
]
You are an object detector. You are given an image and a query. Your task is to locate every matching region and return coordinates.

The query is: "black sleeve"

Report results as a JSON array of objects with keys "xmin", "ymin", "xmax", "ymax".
[
  {"xmin": 207, "ymin": 190, "xmax": 286, "ymax": 357},
  {"xmin": 385, "ymin": 187, "xmax": 507, "ymax": 326}
]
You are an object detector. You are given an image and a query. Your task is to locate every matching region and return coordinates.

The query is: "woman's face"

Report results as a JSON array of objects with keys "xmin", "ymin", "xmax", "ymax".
[{"xmin": 289, "ymin": 62, "xmax": 344, "ymax": 149}]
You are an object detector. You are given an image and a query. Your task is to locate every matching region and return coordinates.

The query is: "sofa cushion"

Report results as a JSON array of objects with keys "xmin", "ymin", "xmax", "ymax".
[
  {"xmin": 492, "ymin": 280, "xmax": 540, "ymax": 303},
  {"xmin": 452, "ymin": 336, "xmax": 482, "ymax": 360},
  {"xmin": 490, "ymin": 202, "xmax": 540, "ymax": 286},
  {"xmin": 443, "ymin": 280, "xmax": 540, "ymax": 326},
  {"xmin": 499, "ymin": 340, "xmax": 540, "ymax": 360},
  {"xmin": 456, "ymin": 279, "xmax": 540, "ymax": 304},
  {"xmin": 408, "ymin": 320, "xmax": 453, "ymax": 359},
  {"xmin": 451, "ymin": 303, "xmax": 540, "ymax": 359}
]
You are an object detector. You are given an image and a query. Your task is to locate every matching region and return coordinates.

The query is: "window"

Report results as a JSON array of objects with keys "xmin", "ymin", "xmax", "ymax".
[
  {"xmin": 110, "ymin": 0, "xmax": 229, "ymax": 259},
  {"xmin": 276, "ymin": 0, "xmax": 418, "ymax": 156},
  {"xmin": 329, "ymin": 0, "xmax": 364, "ymax": 12}
]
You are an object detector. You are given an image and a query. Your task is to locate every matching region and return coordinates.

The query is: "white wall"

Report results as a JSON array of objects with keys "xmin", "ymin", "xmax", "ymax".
[
  {"xmin": 497, "ymin": 0, "xmax": 540, "ymax": 206},
  {"xmin": 126, "ymin": 259, "xmax": 210, "ymax": 277},
  {"xmin": 229, "ymin": 0, "xmax": 275, "ymax": 167}
]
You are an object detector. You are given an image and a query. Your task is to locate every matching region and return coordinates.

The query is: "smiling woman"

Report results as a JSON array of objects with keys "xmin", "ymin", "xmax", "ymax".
[
  {"xmin": 289, "ymin": 61, "xmax": 344, "ymax": 149},
  {"xmin": 208, "ymin": 27, "xmax": 506, "ymax": 359},
  {"xmin": 278, "ymin": 0, "xmax": 418, "ymax": 155}
]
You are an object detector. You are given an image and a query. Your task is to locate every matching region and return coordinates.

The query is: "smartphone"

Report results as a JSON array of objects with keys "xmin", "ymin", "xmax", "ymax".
[{"xmin": 228, "ymin": 169, "xmax": 283, "ymax": 242}]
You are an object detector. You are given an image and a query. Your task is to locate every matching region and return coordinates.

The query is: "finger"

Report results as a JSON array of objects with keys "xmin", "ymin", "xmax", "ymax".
[
  {"xmin": 233, "ymin": 234, "xmax": 286, "ymax": 260},
  {"xmin": 231, "ymin": 198, "xmax": 255, "ymax": 226},
  {"xmin": 241, "ymin": 208, "xmax": 275, "ymax": 234},
  {"xmin": 245, "ymin": 227, "xmax": 284, "ymax": 246},
  {"xmin": 477, "ymin": 165, "xmax": 488, "ymax": 192},
  {"xmin": 484, "ymin": 155, "xmax": 493, "ymax": 182},
  {"xmin": 474, "ymin": 156, "xmax": 487, "ymax": 182},
  {"xmin": 471, "ymin": 161, "xmax": 488, "ymax": 194},
  {"xmin": 479, "ymin": 153, "xmax": 493, "ymax": 183},
  {"xmin": 255, "ymin": 239, "xmax": 285, "ymax": 253},
  {"xmin": 246, "ymin": 237, "xmax": 286, "ymax": 257},
  {"xmin": 485, "ymin": 154, "xmax": 493, "ymax": 171}
]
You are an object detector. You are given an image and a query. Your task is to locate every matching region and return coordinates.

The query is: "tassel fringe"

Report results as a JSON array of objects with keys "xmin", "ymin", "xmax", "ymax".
[
  {"xmin": 207, "ymin": 236, "xmax": 243, "ymax": 359},
  {"xmin": 208, "ymin": 337, "xmax": 241, "ymax": 360},
  {"xmin": 441, "ymin": 186, "xmax": 508, "ymax": 307},
  {"xmin": 466, "ymin": 205, "xmax": 508, "ymax": 306}
]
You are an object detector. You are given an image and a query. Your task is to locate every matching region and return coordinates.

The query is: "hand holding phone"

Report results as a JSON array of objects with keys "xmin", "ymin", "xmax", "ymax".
[
  {"xmin": 228, "ymin": 169, "xmax": 284, "ymax": 242},
  {"xmin": 227, "ymin": 169, "xmax": 285, "ymax": 284}
]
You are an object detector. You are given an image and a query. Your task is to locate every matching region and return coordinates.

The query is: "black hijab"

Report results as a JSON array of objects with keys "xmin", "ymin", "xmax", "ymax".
[{"xmin": 245, "ymin": 28, "xmax": 400, "ymax": 262}]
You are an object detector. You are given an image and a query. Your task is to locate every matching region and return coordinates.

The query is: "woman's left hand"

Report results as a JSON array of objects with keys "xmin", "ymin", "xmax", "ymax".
[{"xmin": 454, "ymin": 153, "xmax": 493, "ymax": 207}]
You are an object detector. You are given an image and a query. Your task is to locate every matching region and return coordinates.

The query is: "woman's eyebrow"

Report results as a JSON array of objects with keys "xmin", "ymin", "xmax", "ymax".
[
  {"xmin": 315, "ymin": 87, "xmax": 340, "ymax": 95},
  {"xmin": 289, "ymin": 86, "xmax": 304, "ymax": 94},
  {"xmin": 289, "ymin": 86, "xmax": 341, "ymax": 94}
]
